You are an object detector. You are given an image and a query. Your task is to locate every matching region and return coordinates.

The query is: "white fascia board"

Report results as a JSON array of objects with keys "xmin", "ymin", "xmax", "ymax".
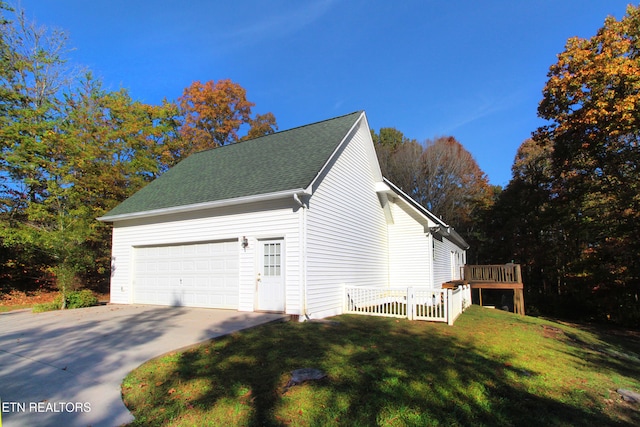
[
  {"xmin": 359, "ymin": 112, "xmax": 384, "ymax": 182},
  {"xmin": 382, "ymin": 177, "xmax": 449, "ymax": 228},
  {"xmin": 97, "ymin": 188, "xmax": 310, "ymax": 222},
  {"xmin": 305, "ymin": 111, "xmax": 371, "ymax": 192}
]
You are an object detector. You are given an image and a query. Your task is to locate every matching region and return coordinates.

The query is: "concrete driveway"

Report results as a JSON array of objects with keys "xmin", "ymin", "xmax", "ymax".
[{"xmin": 0, "ymin": 304, "xmax": 286, "ymax": 427}]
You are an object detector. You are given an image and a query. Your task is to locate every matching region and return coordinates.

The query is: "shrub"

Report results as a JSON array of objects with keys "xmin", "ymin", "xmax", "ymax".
[
  {"xmin": 32, "ymin": 290, "xmax": 98, "ymax": 312},
  {"xmin": 32, "ymin": 294, "xmax": 63, "ymax": 313},
  {"xmin": 66, "ymin": 290, "xmax": 98, "ymax": 309}
]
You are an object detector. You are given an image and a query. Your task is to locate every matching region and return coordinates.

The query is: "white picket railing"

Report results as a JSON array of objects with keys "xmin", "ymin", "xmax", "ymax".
[
  {"xmin": 447, "ymin": 284, "xmax": 472, "ymax": 325},
  {"xmin": 345, "ymin": 285, "xmax": 471, "ymax": 325}
]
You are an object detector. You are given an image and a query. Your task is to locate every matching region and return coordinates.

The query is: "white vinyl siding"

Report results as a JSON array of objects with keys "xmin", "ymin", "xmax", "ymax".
[
  {"xmin": 109, "ymin": 198, "xmax": 301, "ymax": 313},
  {"xmin": 305, "ymin": 119, "xmax": 388, "ymax": 319},
  {"xmin": 432, "ymin": 235, "xmax": 465, "ymax": 287},
  {"xmin": 387, "ymin": 199, "xmax": 433, "ymax": 288}
]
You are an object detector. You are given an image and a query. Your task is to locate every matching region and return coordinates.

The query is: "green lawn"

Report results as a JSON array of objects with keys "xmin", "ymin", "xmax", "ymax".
[
  {"xmin": 0, "ymin": 303, "xmax": 31, "ymax": 313},
  {"xmin": 122, "ymin": 306, "xmax": 640, "ymax": 426}
]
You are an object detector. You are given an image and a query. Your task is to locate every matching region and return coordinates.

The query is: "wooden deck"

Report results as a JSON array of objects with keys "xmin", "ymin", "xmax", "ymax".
[{"xmin": 443, "ymin": 264, "xmax": 525, "ymax": 315}]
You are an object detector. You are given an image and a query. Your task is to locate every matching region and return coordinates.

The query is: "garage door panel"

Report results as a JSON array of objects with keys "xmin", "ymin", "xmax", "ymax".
[
  {"xmin": 195, "ymin": 260, "xmax": 209, "ymax": 271},
  {"xmin": 133, "ymin": 241, "xmax": 239, "ymax": 309}
]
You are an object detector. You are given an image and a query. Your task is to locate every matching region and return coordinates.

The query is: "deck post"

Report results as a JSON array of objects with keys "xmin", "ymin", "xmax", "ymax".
[{"xmin": 514, "ymin": 288, "xmax": 525, "ymax": 315}]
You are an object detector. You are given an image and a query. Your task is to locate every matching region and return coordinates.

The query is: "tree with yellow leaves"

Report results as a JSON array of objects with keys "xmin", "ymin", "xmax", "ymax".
[
  {"xmin": 178, "ymin": 79, "xmax": 277, "ymax": 155},
  {"xmin": 534, "ymin": 4, "xmax": 640, "ymax": 324}
]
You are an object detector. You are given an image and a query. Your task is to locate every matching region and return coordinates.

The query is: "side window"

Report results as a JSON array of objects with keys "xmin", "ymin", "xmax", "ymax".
[{"xmin": 432, "ymin": 238, "xmax": 436, "ymax": 260}]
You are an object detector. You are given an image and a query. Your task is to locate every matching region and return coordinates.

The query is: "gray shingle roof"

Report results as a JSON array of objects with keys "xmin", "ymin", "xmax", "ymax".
[{"xmin": 101, "ymin": 111, "xmax": 363, "ymax": 219}]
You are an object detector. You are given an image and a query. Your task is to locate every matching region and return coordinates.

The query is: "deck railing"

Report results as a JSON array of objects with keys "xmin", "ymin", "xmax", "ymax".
[
  {"xmin": 344, "ymin": 285, "xmax": 471, "ymax": 325},
  {"xmin": 455, "ymin": 264, "xmax": 525, "ymax": 315},
  {"xmin": 463, "ymin": 264, "xmax": 522, "ymax": 283}
]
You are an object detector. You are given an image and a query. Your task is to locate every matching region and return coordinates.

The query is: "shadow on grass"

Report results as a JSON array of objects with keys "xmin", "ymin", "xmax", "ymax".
[
  {"xmin": 124, "ymin": 309, "xmax": 637, "ymax": 427},
  {"xmin": 558, "ymin": 324, "xmax": 640, "ymax": 385}
]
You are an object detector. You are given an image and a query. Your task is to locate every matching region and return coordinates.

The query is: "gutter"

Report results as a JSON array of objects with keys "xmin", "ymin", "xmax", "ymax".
[
  {"xmin": 98, "ymin": 188, "xmax": 311, "ymax": 222},
  {"xmin": 429, "ymin": 226, "xmax": 470, "ymax": 250}
]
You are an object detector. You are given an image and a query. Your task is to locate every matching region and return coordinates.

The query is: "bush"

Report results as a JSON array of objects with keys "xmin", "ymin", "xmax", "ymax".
[
  {"xmin": 66, "ymin": 289, "xmax": 98, "ymax": 309},
  {"xmin": 32, "ymin": 290, "xmax": 98, "ymax": 312},
  {"xmin": 32, "ymin": 294, "xmax": 63, "ymax": 313}
]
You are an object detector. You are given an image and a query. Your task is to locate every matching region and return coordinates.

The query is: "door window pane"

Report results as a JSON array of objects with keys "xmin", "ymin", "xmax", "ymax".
[{"xmin": 264, "ymin": 243, "xmax": 281, "ymax": 276}]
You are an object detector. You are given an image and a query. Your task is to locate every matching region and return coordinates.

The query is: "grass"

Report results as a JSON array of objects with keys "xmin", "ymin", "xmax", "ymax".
[
  {"xmin": 0, "ymin": 303, "xmax": 32, "ymax": 313},
  {"xmin": 122, "ymin": 306, "xmax": 640, "ymax": 426},
  {"xmin": 0, "ymin": 289, "xmax": 60, "ymax": 312}
]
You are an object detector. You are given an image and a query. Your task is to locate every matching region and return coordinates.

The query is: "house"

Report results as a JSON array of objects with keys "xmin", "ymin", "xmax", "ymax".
[{"xmin": 98, "ymin": 111, "xmax": 469, "ymax": 320}]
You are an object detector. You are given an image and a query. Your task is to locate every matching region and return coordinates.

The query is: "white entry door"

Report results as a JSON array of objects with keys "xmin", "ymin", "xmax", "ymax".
[{"xmin": 257, "ymin": 239, "xmax": 285, "ymax": 312}]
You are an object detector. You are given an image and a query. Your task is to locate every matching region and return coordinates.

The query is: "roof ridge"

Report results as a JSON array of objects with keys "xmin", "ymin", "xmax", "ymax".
[{"xmin": 193, "ymin": 110, "xmax": 363, "ymax": 155}]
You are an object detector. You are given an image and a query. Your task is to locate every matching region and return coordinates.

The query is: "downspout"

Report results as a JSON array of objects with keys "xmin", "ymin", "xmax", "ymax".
[
  {"xmin": 427, "ymin": 228, "xmax": 435, "ymax": 289},
  {"xmin": 293, "ymin": 193, "xmax": 309, "ymax": 320}
]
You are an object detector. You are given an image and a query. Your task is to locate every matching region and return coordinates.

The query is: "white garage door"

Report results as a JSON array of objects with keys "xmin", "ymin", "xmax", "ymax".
[{"xmin": 133, "ymin": 240, "xmax": 239, "ymax": 309}]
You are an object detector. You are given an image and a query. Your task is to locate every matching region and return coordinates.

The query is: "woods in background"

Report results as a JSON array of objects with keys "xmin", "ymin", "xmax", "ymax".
[
  {"xmin": 0, "ymin": 4, "xmax": 277, "ymax": 297},
  {"xmin": 485, "ymin": 5, "xmax": 640, "ymax": 326}
]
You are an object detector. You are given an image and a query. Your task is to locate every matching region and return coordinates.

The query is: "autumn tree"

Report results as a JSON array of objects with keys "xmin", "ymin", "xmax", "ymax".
[
  {"xmin": 244, "ymin": 112, "xmax": 278, "ymax": 141},
  {"xmin": 372, "ymin": 129, "xmax": 492, "ymax": 261},
  {"xmin": 178, "ymin": 79, "xmax": 277, "ymax": 155},
  {"xmin": 527, "ymin": 4, "xmax": 640, "ymax": 324},
  {"xmin": 417, "ymin": 137, "xmax": 492, "ymax": 228}
]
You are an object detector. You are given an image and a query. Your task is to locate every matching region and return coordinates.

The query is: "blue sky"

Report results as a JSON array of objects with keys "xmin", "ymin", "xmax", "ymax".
[{"xmin": 19, "ymin": 0, "xmax": 634, "ymax": 186}]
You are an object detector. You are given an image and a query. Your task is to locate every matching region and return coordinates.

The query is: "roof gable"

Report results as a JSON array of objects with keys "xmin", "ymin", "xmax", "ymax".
[{"xmin": 101, "ymin": 111, "xmax": 364, "ymax": 220}]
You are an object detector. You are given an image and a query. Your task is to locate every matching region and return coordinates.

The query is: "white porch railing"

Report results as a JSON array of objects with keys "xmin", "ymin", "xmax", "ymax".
[{"xmin": 345, "ymin": 285, "xmax": 471, "ymax": 325}]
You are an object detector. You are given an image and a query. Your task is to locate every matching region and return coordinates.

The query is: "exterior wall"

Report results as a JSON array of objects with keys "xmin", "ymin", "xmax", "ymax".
[
  {"xmin": 305, "ymin": 119, "xmax": 389, "ymax": 319},
  {"xmin": 109, "ymin": 198, "xmax": 302, "ymax": 314},
  {"xmin": 432, "ymin": 235, "xmax": 466, "ymax": 287},
  {"xmin": 387, "ymin": 199, "xmax": 433, "ymax": 288}
]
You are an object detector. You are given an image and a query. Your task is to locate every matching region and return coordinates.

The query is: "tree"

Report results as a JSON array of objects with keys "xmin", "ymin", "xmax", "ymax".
[
  {"xmin": 0, "ymin": 4, "xmax": 73, "ymax": 203},
  {"xmin": 0, "ymin": 5, "xmax": 184, "ymax": 298},
  {"xmin": 417, "ymin": 137, "xmax": 492, "ymax": 231},
  {"xmin": 244, "ymin": 112, "xmax": 278, "ymax": 141},
  {"xmin": 178, "ymin": 79, "xmax": 277, "ymax": 155},
  {"xmin": 372, "ymin": 129, "xmax": 492, "ymax": 262},
  {"xmin": 372, "ymin": 127, "xmax": 422, "ymax": 195},
  {"xmin": 0, "ymin": 5, "xmax": 75, "ymax": 296},
  {"xmin": 484, "ymin": 138, "xmax": 563, "ymax": 310},
  {"xmin": 371, "ymin": 127, "xmax": 413, "ymax": 149},
  {"xmin": 532, "ymin": 4, "xmax": 640, "ymax": 324},
  {"xmin": 58, "ymin": 76, "xmax": 182, "ymax": 287}
]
